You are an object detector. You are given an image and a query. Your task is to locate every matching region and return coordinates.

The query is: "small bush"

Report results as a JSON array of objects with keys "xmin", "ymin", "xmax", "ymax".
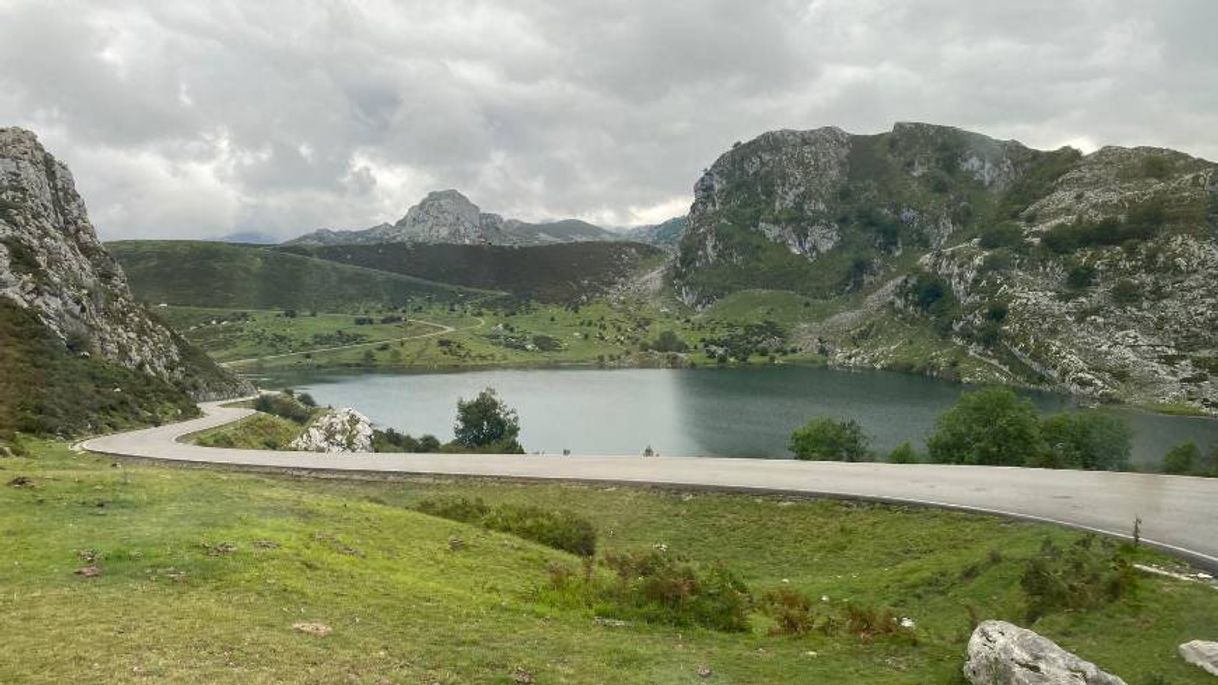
[
  {"xmin": 483, "ymin": 504, "xmax": 597, "ymax": 557},
  {"xmin": 978, "ymin": 222, "xmax": 1025, "ymax": 249},
  {"xmin": 590, "ymin": 548, "xmax": 753, "ymax": 632},
  {"xmin": 887, "ymin": 441, "xmax": 918, "ymax": 464},
  {"xmin": 1111, "ymin": 279, "xmax": 1141, "ymax": 306},
  {"xmin": 789, "ymin": 417, "xmax": 870, "ymax": 461},
  {"xmin": 760, "ymin": 587, "xmax": 816, "ymax": 635},
  {"xmin": 1020, "ymin": 536, "xmax": 1138, "ymax": 622},
  {"xmin": 650, "ymin": 330, "xmax": 688, "ymax": 353},
  {"xmin": 416, "ymin": 495, "xmax": 491, "ymax": 523},
  {"xmin": 371, "ymin": 428, "xmax": 441, "ymax": 453},
  {"xmin": 415, "ymin": 497, "xmax": 596, "ymax": 556},
  {"xmin": 1066, "ymin": 263, "xmax": 1097, "ymax": 289},
  {"xmin": 253, "ymin": 393, "xmax": 312, "ymax": 424}
]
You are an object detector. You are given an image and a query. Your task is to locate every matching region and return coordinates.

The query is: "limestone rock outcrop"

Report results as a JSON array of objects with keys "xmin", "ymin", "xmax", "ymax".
[
  {"xmin": 963, "ymin": 620, "xmax": 1126, "ymax": 685},
  {"xmin": 0, "ymin": 127, "xmax": 250, "ymax": 405},
  {"xmin": 289, "ymin": 408, "xmax": 374, "ymax": 453}
]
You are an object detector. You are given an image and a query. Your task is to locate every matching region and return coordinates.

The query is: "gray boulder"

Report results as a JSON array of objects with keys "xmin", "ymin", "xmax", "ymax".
[
  {"xmin": 1179, "ymin": 640, "xmax": 1218, "ymax": 676},
  {"xmin": 964, "ymin": 620, "xmax": 1126, "ymax": 685}
]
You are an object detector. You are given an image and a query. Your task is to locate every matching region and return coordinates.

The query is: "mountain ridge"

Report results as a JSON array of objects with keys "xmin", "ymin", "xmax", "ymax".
[
  {"xmin": 672, "ymin": 121, "xmax": 1218, "ymax": 411},
  {"xmin": 287, "ymin": 189, "xmax": 624, "ymax": 247}
]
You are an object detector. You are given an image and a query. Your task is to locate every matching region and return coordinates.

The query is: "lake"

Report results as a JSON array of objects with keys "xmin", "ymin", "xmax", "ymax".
[{"xmin": 259, "ymin": 366, "xmax": 1218, "ymax": 468}]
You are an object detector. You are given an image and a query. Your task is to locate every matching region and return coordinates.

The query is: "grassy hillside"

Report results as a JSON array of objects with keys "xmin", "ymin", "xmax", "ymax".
[
  {"xmin": 1, "ymin": 441, "xmax": 1214, "ymax": 683},
  {"xmin": 108, "ymin": 241, "xmax": 493, "ymax": 311},
  {"xmin": 277, "ymin": 241, "xmax": 665, "ymax": 303},
  {"xmin": 157, "ymin": 306, "xmax": 449, "ymax": 364},
  {"xmin": 0, "ymin": 300, "xmax": 198, "ymax": 438}
]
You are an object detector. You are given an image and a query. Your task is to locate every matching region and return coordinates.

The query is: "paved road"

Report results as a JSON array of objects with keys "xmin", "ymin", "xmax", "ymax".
[{"xmin": 82, "ymin": 400, "xmax": 1218, "ymax": 571}]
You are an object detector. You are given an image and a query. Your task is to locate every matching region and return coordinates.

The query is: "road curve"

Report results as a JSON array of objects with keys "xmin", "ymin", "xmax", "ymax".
[{"xmin": 82, "ymin": 400, "xmax": 1218, "ymax": 571}]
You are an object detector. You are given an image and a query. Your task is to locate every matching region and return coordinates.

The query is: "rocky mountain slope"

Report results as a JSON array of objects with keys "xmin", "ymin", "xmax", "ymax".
[
  {"xmin": 288, "ymin": 189, "xmax": 620, "ymax": 247},
  {"xmin": 625, "ymin": 216, "xmax": 687, "ymax": 251},
  {"xmin": 673, "ymin": 123, "xmax": 1218, "ymax": 412},
  {"xmin": 0, "ymin": 128, "xmax": 249, "ymax": 436}
]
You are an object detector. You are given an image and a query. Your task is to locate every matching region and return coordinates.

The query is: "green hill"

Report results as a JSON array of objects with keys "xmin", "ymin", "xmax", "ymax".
[
  {"xmin": 108, "ymin": 241, "xmax": 494, "ymax": 311},
  {"xmin": 276, "ymin": 241, "xmax": 665, "ymax": 303}
]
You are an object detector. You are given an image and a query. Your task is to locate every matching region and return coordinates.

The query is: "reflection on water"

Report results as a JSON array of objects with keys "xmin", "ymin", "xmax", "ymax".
[{"xmin": 255, "ymin": 366, "xmax": 1218, "ymax": 467}]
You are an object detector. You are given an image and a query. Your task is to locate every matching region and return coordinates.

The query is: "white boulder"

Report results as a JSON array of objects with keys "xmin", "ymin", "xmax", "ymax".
[
  {"xmin": 964, "ymin": 620, "xmax": 1126, "ymax": 685},
  {"xmin": 1179, "ymin": 640, "xmax": 1218, "ymax": 677},
  {"xmin": 289, "ymin": 408, "xmax": 374, "ymax": 453}
]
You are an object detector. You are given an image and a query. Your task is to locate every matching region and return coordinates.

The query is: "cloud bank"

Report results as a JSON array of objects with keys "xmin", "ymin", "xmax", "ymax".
[{"xmin": 1, "ymin": 0, "xmax": 1215, "ymax": 240}]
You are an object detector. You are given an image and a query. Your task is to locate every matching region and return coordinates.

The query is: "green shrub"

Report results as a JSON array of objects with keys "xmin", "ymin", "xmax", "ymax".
[
  {"xmin": 1041, "ymin": 199, "xmax": 1166, "ymax": 254},
  {"xmin": 760, "ymin": 587, "xmax": 816, "ymax": 635},
  {"xmin": 415, "ymin": 497, "xmax": 596, "ymax": 556},
  {"xmin": 371, "ymin": 428, "xmax": 441, "ymax": 453},
  {"xmin": 926, "ymin": 387, "xmax": 1043, "ymax": 465},
  {"xmin": 252, "ymin": 393, "xmax": 311, "ymax": 424},
  {"xmin": 789, "ymin": 417, "xmax": 870, "ymax": 461},
  {"xmin": 1163, "ymin": 442, "xmax": 1198, "ymax": 475},
  {"xmin": 1065, "ymin": 263, "xmax": 1097, "ymax": 289},
  {"xmin": 887, "ymin": 441, "xmax": 918, "ymax": 464},
  {"xmin": 1037, "ymin": 411, "xmax": 1132, "ymax": 471},
  {"xmin": 483, "ymin": 504, "xmax": 597, "ymax": 557},
  {"xmin": 416, "ymin": 495, "xmax": 491, "ymax": 523},
  {"xmin": 649, "ymin": 330, "xmax": 688, "ymax": 353},
  {"xmin": 978, "ymin": 222, "xmax": 1025, "ymax": 249},
  {"xmin": 900, "ymin": 270, "xmax": 958, "ymax": 335},
  {"xmin": 1020, "ymin": 536, "xmax": 1138, "ymax": 622},
  {"xmin": 591, "ymin": 548, "xmax": 753, "ymax": 632},
  {"xmin": 1110, "ymin": 279, "xmax": 1141, "ymax": 306},
  {"xmin": 1162, "ymin": 442, "xmax": 1218, "ymax": 476}
]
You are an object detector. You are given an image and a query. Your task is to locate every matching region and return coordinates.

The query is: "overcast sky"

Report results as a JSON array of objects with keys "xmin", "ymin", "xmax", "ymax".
[{"xmin": 2, "ymin": 0, "xmax": 1216, "ymax": 241}]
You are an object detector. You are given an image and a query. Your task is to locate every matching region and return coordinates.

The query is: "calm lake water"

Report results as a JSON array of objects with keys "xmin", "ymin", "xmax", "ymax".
[{"xmin": 259, "ymin": 366, "xmax": 1218, "ymax": 468}]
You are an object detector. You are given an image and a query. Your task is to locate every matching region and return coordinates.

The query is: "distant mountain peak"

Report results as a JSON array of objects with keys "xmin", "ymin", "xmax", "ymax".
[{"xmin": 286, "ymin": 189, "xmax": 623, "ymax": 247}]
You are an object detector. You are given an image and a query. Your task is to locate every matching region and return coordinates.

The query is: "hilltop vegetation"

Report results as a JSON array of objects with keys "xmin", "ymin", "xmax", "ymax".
[
  {"xmin": 2, "ymin": 441, "xmax": 1215, "ymax": 683},
  {"xmin": 277, "ymin": 241, "xmax": 664, "ymax": 303},
  {"xmin": 109, "ymin": 240, "xmax": 489, "ymax": 311}
]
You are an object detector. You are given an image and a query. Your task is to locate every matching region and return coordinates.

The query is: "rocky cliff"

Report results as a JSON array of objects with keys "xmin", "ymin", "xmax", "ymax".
[
  {"xmin": 674, "ymin": 123, "xmax": 1218, "ymax": 412},
  {"xmin": 288, "ymin": 189, "xmax": 619, "ymax": 247},
  {"xmin": 0, "ymin": 127, "xmax": 250, "ymax": 435}
]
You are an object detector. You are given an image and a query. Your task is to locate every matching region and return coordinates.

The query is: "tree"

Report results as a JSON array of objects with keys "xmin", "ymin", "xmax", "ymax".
[
  {"xmin": 453, "ymin": 388, "xmax": 523, "ymax": 453},
  {"xmin": 650, "ymin": 330, "xmax": 688, "ymax": 353},
  {"xmin": 926, "ymin": 387, "xmax": 1043, "ymax": 465},
  {"xmin": 789, "ymin": 418, "xmax": 869, "ymax": 461},
  {"xmin": 1037, "ymin": 411, "xmax": 1132, "ymax": 471}
]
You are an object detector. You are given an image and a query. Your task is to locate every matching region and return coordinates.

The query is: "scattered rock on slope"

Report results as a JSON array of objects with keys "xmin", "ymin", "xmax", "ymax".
[
  {"xmin": 1179, "ymin": 640, "xmax": 1218, "ymax": 676},
  {"xmin": 963, "ymin": 620, "xmax": 1126, "ymax": 685}
]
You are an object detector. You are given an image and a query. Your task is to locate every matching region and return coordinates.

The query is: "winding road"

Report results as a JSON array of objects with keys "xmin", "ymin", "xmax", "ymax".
[{"xmin": 81, "ymin": 400, "xmax": 1218, "ymax": 571}]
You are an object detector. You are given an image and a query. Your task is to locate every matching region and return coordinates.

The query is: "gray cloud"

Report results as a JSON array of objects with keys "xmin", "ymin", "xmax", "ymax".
[{"xmin": 0, "ymin": 0, "xmax": 1214, "ymax": 240}]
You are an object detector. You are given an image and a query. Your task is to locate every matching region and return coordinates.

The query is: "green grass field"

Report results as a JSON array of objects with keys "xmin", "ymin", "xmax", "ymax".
[
  {"xmin": 1, "ymin": 442, "xmax": 1215, "ymax": 683},
  {"xmin": 159, "ymin": 307, "xmax": 450, "ymax": 364}
]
